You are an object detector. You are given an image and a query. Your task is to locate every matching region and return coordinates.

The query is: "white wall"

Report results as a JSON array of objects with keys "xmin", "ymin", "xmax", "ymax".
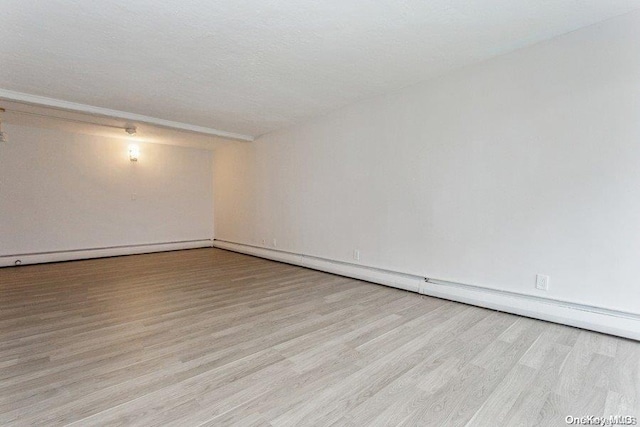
[
  {"xmin": 214, "ymin": 10, "xmax": 640, "ymax": 316},
  {"xmin": 0, "ymin": 124, "xmax": 214, "ymax": 260}
]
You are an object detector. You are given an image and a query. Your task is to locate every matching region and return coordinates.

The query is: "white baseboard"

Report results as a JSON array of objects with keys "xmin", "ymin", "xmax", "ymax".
[
  {"xmin": 0, "ymin": 239, "xmax": 214, "ymax": 267},
  {"xmin": 213, "ymin": 240, "xmax": 422, "ymax": 293},
  {"xmin": 421, "ymin": 279, "xmax": 640, "ymax": 341},
  {"xmin": 213, "ymin": 239, "xmax": 640, "ymax": 341}
]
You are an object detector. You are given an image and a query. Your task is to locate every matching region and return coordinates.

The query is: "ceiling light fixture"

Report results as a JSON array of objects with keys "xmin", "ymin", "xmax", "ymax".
[{"xmin": 126, "ymin": 127, "xmax": 139, "ymax": 161}]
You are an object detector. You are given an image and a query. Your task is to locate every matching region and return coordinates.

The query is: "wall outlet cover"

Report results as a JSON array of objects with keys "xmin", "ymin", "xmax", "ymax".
[{"xmin": 536, "ymin": 274, "xmax": 550, "ymax": 291}]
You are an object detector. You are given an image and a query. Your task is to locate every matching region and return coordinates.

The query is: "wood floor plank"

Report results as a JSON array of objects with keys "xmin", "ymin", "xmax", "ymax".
[{"xmin": 1, "ymin": 248, "xmax": 638, "ymax": 426}]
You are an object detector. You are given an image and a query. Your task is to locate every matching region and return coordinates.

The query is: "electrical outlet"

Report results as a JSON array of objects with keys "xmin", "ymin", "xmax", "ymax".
[
  {"xmin": 131, "ymin": 193, "xmax": 137, "ymax": 201},
  {"xmin": 261, "ymin": 239, "xmax": 266, "ymax": 245},
  {"xmin": 272, "ymin": 238, "xmax": 277, "ymax": 247},
  {"xmin": 353, "ymin": 249, "xmax": 360, "ymax": 261},
  {"xmin": 535, "ymin": 274, "xmax": 550, "ymax": 291}
]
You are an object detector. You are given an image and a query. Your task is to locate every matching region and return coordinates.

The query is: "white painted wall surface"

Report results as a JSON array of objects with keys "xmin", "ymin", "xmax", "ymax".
[
  {"xmin": 0, "ymin": 124, "xmax": 214, "ymax": 257},
  {"xmin": 214, "ymin": 11, "xmax": 640, "ymax": 315}
]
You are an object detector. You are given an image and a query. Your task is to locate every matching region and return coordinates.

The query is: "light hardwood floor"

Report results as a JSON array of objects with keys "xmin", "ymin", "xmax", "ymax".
[{"xmin": 1, "ymin": 248, "xmax": 638, "ymax": 426}]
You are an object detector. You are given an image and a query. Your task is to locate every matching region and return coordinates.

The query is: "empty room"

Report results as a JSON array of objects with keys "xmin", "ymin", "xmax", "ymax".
[{"xmin": 1, "ymin": 1, "xmax": 639, "ymax": 426}]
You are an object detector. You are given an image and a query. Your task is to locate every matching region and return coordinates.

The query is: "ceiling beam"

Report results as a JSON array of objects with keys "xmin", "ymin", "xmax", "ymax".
[{"xmin": 0, "ymin": 89, "xmax": 254, "ymax": 142}]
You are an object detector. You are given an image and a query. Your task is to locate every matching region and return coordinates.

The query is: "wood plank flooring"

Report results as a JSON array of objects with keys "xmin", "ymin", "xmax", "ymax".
[{"xmin": 0, "ymin": 248, "xmax": 638, "ymax": 426}]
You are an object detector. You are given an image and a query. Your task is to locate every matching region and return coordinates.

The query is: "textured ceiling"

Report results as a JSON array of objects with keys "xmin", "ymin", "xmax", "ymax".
[{"xmin": 2, "ymin": 0, "xmax": 640, "ymax": 137}]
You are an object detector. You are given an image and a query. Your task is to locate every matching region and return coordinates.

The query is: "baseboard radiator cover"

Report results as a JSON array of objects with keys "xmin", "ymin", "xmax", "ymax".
[
  {"xmin": 0, "ymin": 239, "xmax": 214, "ymax": 267},
  {"xmin": 213, "ymin": 239, "xmax": 640, "ymax": 341}
]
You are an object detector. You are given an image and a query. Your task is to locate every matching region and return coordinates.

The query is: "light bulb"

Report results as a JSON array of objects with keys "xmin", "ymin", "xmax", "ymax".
[{"xmin": 129, "ymin": 144, "xmax": 139, "ymax": 162}]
